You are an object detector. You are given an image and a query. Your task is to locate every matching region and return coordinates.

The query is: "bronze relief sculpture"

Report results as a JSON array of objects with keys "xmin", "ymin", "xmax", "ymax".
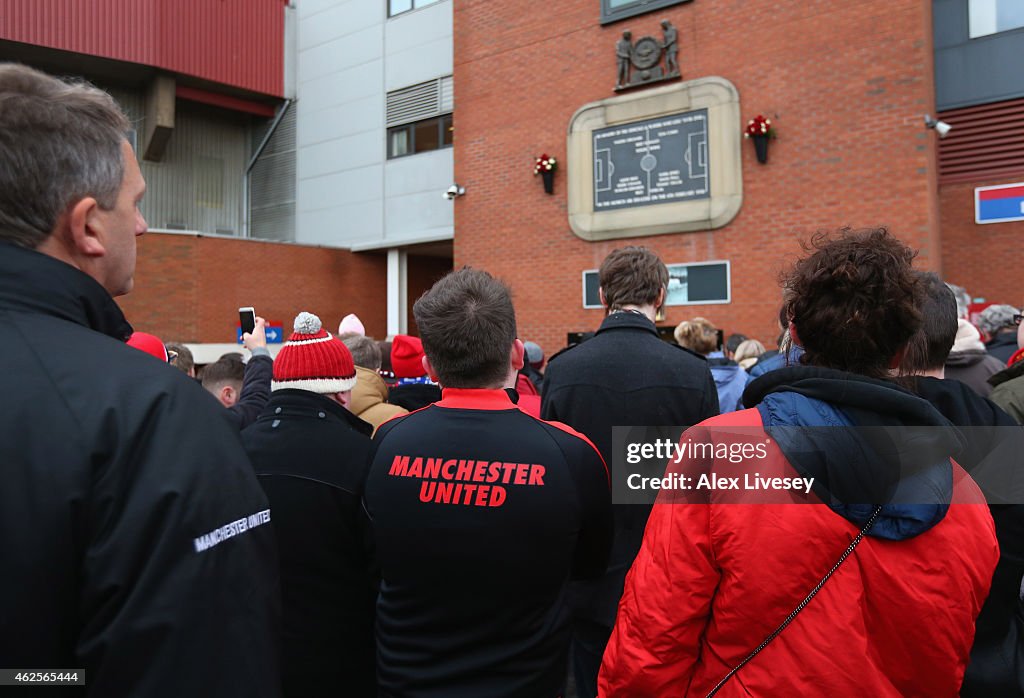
[{"xmin": 615, "ymin": 20, "xmax": 681, "ymax": 91}]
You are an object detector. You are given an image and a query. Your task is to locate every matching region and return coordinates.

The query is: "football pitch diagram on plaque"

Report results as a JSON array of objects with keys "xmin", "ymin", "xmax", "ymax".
[{"xmin": 593, "ymin": 109, "xmax": 709, "ymax": 211}]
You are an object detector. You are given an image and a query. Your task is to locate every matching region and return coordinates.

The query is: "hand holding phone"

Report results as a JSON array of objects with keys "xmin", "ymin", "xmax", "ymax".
[
  {"xmin": 239, "ymin": 308, "xmax": 267, "ymax": 351},
  {"xmin": 239, "ymin": 307, "xmax": 256, "ymax": 335}
]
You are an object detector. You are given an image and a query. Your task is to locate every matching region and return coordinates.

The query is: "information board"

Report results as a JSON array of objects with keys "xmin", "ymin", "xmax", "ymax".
[
  {"xmin": 593, "ymin": 109, "xmax": 709, "ymax": 211},
  {"xmin": 582, "ymin": 260, "xmax": 730, "ymax": 308}
]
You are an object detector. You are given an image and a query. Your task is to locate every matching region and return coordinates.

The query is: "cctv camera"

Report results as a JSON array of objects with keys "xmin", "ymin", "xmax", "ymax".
[
  {"xmin": 924, "ymin": 115, "xmax": 952, "ymax": 139},
  {"xmin": 442, "ymin": 184, "xmax": 465, "ymax": 200}
]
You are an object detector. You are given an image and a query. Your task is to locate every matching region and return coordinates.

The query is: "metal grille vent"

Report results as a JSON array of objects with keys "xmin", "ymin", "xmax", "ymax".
[
  {"xmin": 938, "ymin": 97, "xmax": 1024, "ymax": 184},
  {"xmin": 250, "ymin": 106, "xmax": 296, "ymax": 241},
  {"xmin": 387, "ymin": 76, "xmax": 453, "ymax": 128}
]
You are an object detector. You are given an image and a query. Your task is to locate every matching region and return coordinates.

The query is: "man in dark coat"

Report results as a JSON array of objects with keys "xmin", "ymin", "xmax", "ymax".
[
  {"xmin": 0, "ymin": 64, "xmax": 280, "ymax": 696},
  {"xmin": 901, "ymin": 272, "xmax": 1024, "ymax": 696},
  {"xmin": 243, "ymin": 312, "xmax": 376, "ymax": 697},
  {"xmin": 541, "ymin": 246, "xmax": 719, "ymax": 697}
]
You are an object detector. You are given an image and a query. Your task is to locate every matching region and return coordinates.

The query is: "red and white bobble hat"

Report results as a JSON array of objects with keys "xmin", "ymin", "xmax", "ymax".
[{"xmin": 271, "ymin": 312, "xmax": 357, "ymax": 393}]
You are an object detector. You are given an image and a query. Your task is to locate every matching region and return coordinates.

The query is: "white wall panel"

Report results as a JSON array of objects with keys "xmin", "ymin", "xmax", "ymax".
[
  {"xmin": 298, "ymin": 59, "xmax": 383, "ymax": 114},
  {"xmin": 298, "ymin": 130, "xmax": 383, "ymax": 180},
  {"xmin": 294, "ymin": 0, "xmax": 453, "ymax": 249},
  {"xmin": 298, "ymin": 201, "xmax": 383, "ymax": 245},
  {"xmin": 300, "ymin": 26, "xmax": 383, "ymax": 81},
  {"xmin": 299, "ymin": 0, "xmax": 380, "ymax": 51}
]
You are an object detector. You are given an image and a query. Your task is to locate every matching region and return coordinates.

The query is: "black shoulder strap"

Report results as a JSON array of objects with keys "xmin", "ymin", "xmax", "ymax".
[{"xmin": 705, "ymin": 505, "xmax": 884, "ymax": 697}]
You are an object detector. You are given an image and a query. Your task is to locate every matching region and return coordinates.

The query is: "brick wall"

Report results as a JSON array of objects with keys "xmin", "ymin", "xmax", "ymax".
[
  {"xmin": 940, "ymin": 179, "xmax": 1023, "ymax": 307},
  {"xmin": 117, "ymin": 232, "xmax": 388, "ymax": 343},
  {"xmin": 453, "ymin": 0, "xmax": 940, "ymax": 356}
]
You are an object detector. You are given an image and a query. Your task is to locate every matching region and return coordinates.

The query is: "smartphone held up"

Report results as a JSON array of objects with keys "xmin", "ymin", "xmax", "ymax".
[{"xmin": 239, "ymin": 307, "xmax": 256, "ymax": 336}]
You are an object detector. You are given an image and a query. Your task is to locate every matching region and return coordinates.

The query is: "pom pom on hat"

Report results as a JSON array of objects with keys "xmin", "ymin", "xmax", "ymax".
[
  {"xmin": 392, "ymin": 334, "xmax": 426, "ymax": 379},
  {"xmin": 338, "ymin": 313, "xmax": 366, "ymax": 337},
  {"xmin": 127, "ymin": 332, "xmax": 169, "ymax": 362},
  {"xmin": 272, "ymin": 311, "xmax": 357, "ymax": 394},
  {"xmin": 295, "ymin": 311, "xmax": 322, "ymax": 334}
]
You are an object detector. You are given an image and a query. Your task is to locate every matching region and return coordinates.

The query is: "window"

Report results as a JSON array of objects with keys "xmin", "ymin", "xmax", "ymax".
[
  {"xmin": 389, "ymin": 0, "xmax": 441, "ymax": 18},
  {"xmin": 969, "ymin": 0, "xmax": 1024, "ymax": 38},
  {"xmin": 386, "ymin": 77, "xmax": 453, "ymax": 159},
  {"xmin": 388, "ymin": 114, "xmax": 452, "ymax": 158},
  {"xmin": 601, "ymin": 0, "xmax": 692, "ymax": 25}
]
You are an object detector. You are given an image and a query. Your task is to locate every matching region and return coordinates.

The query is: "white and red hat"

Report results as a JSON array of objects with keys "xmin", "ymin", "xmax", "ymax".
[{"xmin": 272, "ymin": 312, "xmax": 357, "ymax": 393}]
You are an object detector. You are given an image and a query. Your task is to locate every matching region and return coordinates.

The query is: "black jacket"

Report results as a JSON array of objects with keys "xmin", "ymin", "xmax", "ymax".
[
  {"xmin": 388, "ymin": 382, "xmax": 442, "ymax": 412},
  {"xmin": 364, "ymin": 388, "xmax": 612, "ymax": 698},
  {"xmin": 945, "ymin": 349, "xmax": 1006, "ymax": 398},
  {"xmin": 0, "ymin": 242, "xmax": 281, "ymax": 697},
  {"xmin": 987, "ymin": 331, "xmax": 1019, "ymax": 365},
  {"xmin": 226, "ymin": 351, "xmax": 274, "ymax": 430},
  {"xmin": 541, "ymin": 311, "xmax": 719, "ymax": 625},
  {"xmin": 911, "ymin": 376, "xmax": 1024, "ymax": 696},
  {"xmin": 242, "ymin": 389, "xmax": 376, "ymax": 697}
]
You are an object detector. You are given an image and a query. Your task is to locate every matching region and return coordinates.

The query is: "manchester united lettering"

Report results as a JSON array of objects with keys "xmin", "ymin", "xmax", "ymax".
[{"xmin": 388, "ymin": 455, "xmax": 546, "ymax": 507}]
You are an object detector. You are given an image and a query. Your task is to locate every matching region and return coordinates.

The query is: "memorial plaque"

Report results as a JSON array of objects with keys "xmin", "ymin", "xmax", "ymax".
[{"xmin": 592, "ymin": 109, "xmax": 709, "ymax": 211}]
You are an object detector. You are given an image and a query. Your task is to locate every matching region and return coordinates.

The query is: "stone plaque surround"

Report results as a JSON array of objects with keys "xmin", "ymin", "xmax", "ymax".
[{"xmin": 567, "ymin": 77, "xmax": 742, "ymax": 241}]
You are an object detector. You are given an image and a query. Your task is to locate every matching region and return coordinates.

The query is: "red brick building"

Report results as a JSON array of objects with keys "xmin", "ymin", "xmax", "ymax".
[{"xmin": 453, "ymin": 0, "xmax": 1022, "ymax": 352}]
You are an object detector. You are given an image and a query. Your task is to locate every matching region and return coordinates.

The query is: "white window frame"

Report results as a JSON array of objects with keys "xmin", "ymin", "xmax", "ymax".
[
  {"xmin": 600, "ymin": 0, "xmax": 692, "ymax": 25},
  {"xmin": 388, "ymin": 0, "xmax": 442, "ymax": 19}
]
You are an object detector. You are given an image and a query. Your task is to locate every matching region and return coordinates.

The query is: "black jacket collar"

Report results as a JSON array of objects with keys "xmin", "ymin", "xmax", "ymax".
[
  {"xmin": 0, "ymin": 241, "xmax": 133, "ymax": 341},
  {"xmin": 266, "ymin": 388, "xmax": 373, "ymax": 436},
  {"xmin": 597, "ymin": 310, "xmax": 658, "ymax": 336}
]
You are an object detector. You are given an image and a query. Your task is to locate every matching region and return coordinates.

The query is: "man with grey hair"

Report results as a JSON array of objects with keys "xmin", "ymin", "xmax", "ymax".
[
  {"xmin": 0, "ymin": 64, "xmax": 280, "ymax": 695},
  {"xmin": 979, "ymin": 304, "xmax": 1021, "ymax": 364},
  {"xmin": 946, "ymin": 282, "xmax": 972, "ymax": 320}
]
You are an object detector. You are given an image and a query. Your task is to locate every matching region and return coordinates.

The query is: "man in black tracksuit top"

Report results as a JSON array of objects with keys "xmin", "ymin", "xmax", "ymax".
[
  {"xmin": 364, "ymin": 269, "xmax": 612, "ymax": 698},
  {"xmin": 0, "ymin": 66, "xmax": 279, "ymax": 697},
  {"xmin": 541, "ymin": 246, "xmax": 719, "ymax": 697}
]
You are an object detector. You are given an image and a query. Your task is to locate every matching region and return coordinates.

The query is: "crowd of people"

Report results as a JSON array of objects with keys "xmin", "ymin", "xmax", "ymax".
[{"xmin": 5, "ymin": 64, "xmax": 1024, "ymax": 698}]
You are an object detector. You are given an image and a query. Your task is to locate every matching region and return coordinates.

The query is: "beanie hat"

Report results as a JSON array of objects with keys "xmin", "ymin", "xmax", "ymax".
[
  {"xmin": 950, "ymin": 319, "xmax": 986, "ymax": 354},
  {"xmin": 524, "ymin": 341, "xmax": 544, "ymax": 366},
  {"xmin": 977, "ymin": 304, "xmax": 1019, "ymax": 336},
  {"xmin": 338, "ymin": 313, "xmax": 366, "ymax": 337},
  {"xmin": 127, "ymin": 332, "xmax": 168, "ymax": 362},
  {"xmin": 391, "ymin": 334, "xmax": 426, "ymax": 379},
  {"xmin": 272, "ymin": 312, "xmax": 357, "ymax": 393}
]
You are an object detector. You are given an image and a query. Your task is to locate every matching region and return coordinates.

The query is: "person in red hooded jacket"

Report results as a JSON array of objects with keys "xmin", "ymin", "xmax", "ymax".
[{"xmin": 599, "ymin": 228, "xmax": 999, "ymax": 697}]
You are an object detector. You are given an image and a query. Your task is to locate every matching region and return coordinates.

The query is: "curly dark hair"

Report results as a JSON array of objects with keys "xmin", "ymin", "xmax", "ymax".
[{"xmin": 782, "ymin": 227, "xmax": 922, "ymax": 379}]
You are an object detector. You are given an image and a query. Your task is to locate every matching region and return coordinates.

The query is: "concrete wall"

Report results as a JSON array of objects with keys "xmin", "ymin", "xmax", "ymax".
[{"xmin": 295, "ymin": 0, "xmax": 454, "ymax": 249}]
